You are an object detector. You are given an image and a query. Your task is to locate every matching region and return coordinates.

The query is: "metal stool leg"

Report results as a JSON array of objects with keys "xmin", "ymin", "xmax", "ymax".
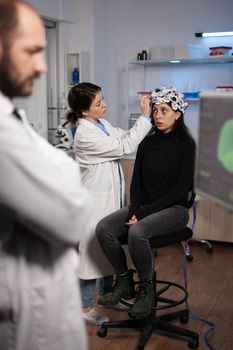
[{"xmin": 190, "ymin": 237, "xmax": 213, "ymax": 253}]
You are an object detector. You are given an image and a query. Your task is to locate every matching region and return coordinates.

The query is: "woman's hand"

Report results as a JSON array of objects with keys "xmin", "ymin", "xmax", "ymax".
[
  {"xmin": 140, "ymin": 95, "xmax": 151, "ymax": 117},
  {"xmin": 126, "ymin": 214, "xmax": 138, "ymax": 226}
]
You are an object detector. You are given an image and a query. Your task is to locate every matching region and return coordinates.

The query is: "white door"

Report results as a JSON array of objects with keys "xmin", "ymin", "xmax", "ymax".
[
  {"xmin": 13, "ymin": 19, "xmax": 57, "ymax": 142},
  {"xmin": 13, "ymin": 72, "xmax": 48, "ymax": 139}
]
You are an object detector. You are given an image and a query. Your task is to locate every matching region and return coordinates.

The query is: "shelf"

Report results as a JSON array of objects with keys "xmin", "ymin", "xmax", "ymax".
[
  {"xmin": 126, "ymin": 55, "xmax": 233, "ymax": 141},
  {"xmin": 128, "ymin": 56, "xmax": 233, "ymax": 67},
  {"xmin": 64, "ymin": 51, "xmax": 89, "ymax": 94},
  {"xmin": 185, "ymin": 98, "xmax": 199, "ymax": 102}
]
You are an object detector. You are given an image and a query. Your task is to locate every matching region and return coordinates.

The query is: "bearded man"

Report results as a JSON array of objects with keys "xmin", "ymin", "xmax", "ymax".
[{"xmin": 0, "ymin": 1, "xmax": 92, "ymax": 349}]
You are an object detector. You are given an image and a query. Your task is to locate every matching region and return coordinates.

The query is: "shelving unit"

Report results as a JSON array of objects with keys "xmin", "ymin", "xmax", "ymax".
[
  {"xmin": 127, "ymin": 56, "xmax": 233, "ymax": 67},
  {"xmin": 48, "ymin": 51, "xmax": 89, "ymax": 146},
  {"xmin": 64, "ymin": 51, "xmax": 89, "ymax": 96},
  {"xmin": 126, "ymin": 56, "xmax": 233, "ymax": 126}
]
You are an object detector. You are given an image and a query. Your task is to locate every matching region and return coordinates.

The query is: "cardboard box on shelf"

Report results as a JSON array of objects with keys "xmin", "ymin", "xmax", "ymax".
[
  {"xmin": 209, "ymin": 46, "xmax": 232, "ymax": 56},
  {"xmin": 174, "ymin": 45, "xmax": 202, "ymax": 59},
  {"xmin": 137, "ymin": 91, "xmax": 152, "ymax": 99},
  {"xmin": 149, "ymin": 46, "xmax": 174, "ymax": 60},
  {"xmin": 216, "ymin": 85, "xmax": 233, "ymax": 92}
]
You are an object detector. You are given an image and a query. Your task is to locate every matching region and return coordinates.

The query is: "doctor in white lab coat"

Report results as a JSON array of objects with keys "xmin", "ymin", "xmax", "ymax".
[
  {"xmin": 67, "ymin": 82, "xmax": 152, "ymax": 323},
  {"xmin": 0, "ymin": 2, "xmax": 92, "ymax": 349},
  {"xmin": 0, "ymin": 95, "xmax": 92, "ymax": 350}
]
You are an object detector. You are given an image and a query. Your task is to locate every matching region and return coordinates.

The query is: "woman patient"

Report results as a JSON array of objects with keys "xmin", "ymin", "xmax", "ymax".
[{"xmin": 96, "ymin": 86, "xmax": 195, "ymax": 319}]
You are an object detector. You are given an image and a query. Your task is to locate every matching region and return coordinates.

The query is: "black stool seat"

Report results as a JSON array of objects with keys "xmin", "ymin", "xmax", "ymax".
[
  {"xmin": 149, "ymin": 226, "xmax": 193, "ymax": 248},
  {"xmin": 97, "ymin": 226, "xmax": 199, "ymax": 349}
]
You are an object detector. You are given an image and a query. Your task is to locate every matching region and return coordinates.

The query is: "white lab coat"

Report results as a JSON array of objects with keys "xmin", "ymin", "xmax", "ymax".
[
  {"xmin": 0, "ymin": 92, "xmax": 92, "ymax": 350},
  {"xmin": 75, "ymin": 116, "xmax": 152, "ymax": 279}
]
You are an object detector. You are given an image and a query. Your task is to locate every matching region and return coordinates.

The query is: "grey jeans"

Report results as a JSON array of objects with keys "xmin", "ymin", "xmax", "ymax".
[{"xmin": 96, "ymin": 205, "xmax": 189, "ymax": 281}]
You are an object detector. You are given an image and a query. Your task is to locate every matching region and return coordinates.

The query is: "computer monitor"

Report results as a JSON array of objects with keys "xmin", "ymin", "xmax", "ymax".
[{"xmin": 195, "ymin": 91, "xmax": 233, "ymax": 212}]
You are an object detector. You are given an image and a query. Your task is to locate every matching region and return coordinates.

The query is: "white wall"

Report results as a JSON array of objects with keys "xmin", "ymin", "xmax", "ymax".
[
  {"xmin": 93, "ymin": 0, "xmax": 233, "ymax": 139},
  {"xmin": 26, "ymin": 0, "xmax": 233, "ymax": 140},
  {"xmin": 62, "ymin": 0, "xmax": 94, "ymax": 81},
  {"xmin": 28, "ymin": 0, "xmax": 94, "ymax": 82},
  {"xmin": 28, "ymin": 0, "xmax": 64, "ymax": 20},
  {"xmin": 24, "ymin": 0, "xmax": 94, "ymax": 140}
]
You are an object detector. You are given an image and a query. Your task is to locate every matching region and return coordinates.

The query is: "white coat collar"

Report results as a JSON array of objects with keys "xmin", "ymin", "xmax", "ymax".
[
  {"xmin": 0, "ymin": 91, "xmax": 15, "ymax": 117},
  {"xmin": 0, "ymin": 91, "xmax": 27, "ymax": 123},
  {"xmin": 78, "ymin": 117, "xmax": 104, "ymax": 130}
]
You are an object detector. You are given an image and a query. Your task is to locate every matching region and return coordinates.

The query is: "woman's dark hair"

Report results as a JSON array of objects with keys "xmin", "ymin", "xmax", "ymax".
[
  {"xmin": 67, "ymin": 82, "xmax": 101, "ymax": 125},
  {"xmin": 151, "ymin": 101, "xmax": 194, "ymax": 144},
  {"xmin": 172, "ymin": 111, "xmax": 194, "ymax": 143}
]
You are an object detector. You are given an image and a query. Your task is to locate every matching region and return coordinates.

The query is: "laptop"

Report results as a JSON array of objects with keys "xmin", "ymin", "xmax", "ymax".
[{"xmin": 195, "ymin": 91, "xmax": 233, "ymax": 212}]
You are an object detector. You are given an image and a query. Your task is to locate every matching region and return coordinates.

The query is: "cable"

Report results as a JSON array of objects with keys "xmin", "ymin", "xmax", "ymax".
[
  {"xmin": 183, "ymin": 252, "xmax": 216, "ymax": 350},
  {"xmin": 182, "ymin": 199, "xmax": 217, "ymax": 349}
]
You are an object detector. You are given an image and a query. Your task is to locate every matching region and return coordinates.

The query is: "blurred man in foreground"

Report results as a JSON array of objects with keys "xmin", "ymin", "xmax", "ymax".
[{"xmin": 0, "ymin": 1, "xmax": 92, "ymax": 349}]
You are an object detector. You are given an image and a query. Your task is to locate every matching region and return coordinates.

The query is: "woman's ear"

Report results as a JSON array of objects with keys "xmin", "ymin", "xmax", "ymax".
[
  {"xmin": 82, "ymin": 110, "xmax": 89, "ymax": 117},
  {"xmin": 175, "ymin": 111, "xmax": 181, "ymax": 121}
]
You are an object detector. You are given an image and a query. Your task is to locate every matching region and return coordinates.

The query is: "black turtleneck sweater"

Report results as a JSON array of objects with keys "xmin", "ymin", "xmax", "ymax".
[{"xmin": 128, "ymin": 129, "xmax": 195, "ymax": 220}]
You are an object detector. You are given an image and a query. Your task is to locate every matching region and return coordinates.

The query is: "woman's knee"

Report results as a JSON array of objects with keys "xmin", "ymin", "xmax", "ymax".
[
  {"xmin": 96, "ymin": 218, "xmax": 109, "ymax": 242},
  {"xmin": 128, "ymin": 225, "xmax": 145, "ymax": 246}
]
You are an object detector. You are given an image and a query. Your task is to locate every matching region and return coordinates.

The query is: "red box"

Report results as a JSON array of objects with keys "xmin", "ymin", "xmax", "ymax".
[{"xmin": 209, "ymin": 46, "xmax": 232, "ymax": 56}]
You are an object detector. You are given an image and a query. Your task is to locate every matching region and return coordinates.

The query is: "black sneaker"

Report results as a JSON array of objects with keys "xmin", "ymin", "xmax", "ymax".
[
  {"xmin": 98, "ymin": 272, "xmax": 135, "ymax": 307},
  {"xmin": 128, "ymin": 280, "xmax": 155, "ymax": 319}
]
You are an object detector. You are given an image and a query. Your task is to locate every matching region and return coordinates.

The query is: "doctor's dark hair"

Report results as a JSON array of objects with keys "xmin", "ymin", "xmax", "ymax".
[
  {"xmin": 67, "ymin": 82, "xmax": 101, "ymax": 125},
  {"xmin": 0, "ymin": 0, "xmax": 36, "ymax": 50}
]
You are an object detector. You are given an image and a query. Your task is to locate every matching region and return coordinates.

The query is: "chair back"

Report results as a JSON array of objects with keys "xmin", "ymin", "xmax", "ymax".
[{"xmin": 187, "ymin": 189, "xmax": 196, "ymax": 209}]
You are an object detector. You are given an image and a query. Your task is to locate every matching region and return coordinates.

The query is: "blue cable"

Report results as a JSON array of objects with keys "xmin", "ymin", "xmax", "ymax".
[
  {"xmin": 183, "ymin": 253, "xmax": 216, "ymax": 350},
  {"xmin": 183, "ymin": 201, "xmax": 217, "ymax": 349}
]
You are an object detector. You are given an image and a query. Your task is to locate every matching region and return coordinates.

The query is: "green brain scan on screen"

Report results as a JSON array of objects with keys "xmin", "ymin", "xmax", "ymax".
[
  {"xmin": 195, "ymin": 92, "xmax": 233, "ymax": 211},
  {"xmin": 217, "ymin": 118, "xmax": 233, "ymax": 173}
]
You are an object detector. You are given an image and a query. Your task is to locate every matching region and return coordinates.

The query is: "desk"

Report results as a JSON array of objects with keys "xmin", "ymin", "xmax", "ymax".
[{"xmin": 191, "ymin": 198, "xmax": 233, "ymax": 243}]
